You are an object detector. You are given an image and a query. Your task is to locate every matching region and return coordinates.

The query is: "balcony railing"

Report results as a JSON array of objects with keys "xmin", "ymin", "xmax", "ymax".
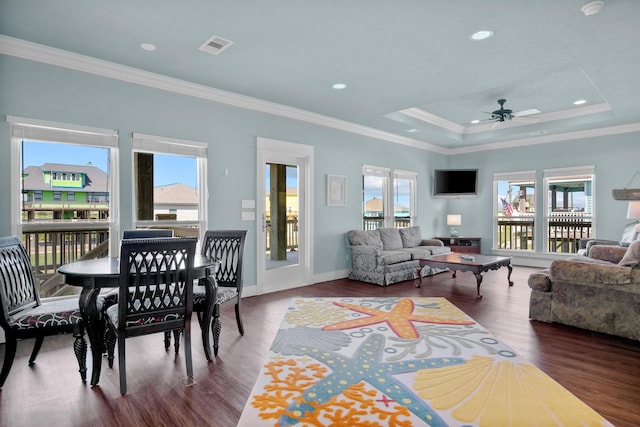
[
  {"xmin": 362, "ymin": 217, "xmax": 411, "ymax": 230},
  {"xmin": 496, "ymin": 212, "xmax": 592, "ymax": 253},
  {"xmin": 22, "ymin": 222, "xmax": 110, "ymax": 297},
  {"xmin": 265, "ymin": 218, "xmax": 299, "ymax": 252}
]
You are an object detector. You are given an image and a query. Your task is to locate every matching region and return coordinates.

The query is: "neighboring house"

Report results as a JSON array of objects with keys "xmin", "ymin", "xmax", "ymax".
[
  {"xmin": 153, "ymin": 183, "xmax": 199, "ymax": 221},
  {"xmin": 22, "ymin": 163, "xmax": 109, "ymax": 220}
]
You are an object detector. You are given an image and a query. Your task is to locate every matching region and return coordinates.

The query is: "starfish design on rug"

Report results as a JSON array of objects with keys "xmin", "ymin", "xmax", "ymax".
[
  {"xmin": 277, "ymin": 333, "xmax": 465, "ymax": 426},
  {"xmin": 322, "ymin": 298, "xmax": 474, "ymax": 339}
]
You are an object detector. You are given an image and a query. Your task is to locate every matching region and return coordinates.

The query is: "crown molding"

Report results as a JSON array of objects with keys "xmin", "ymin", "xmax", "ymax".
[
  {"xmin": 1, "ymin": 35, "xmax": 638, "ymax": 157},
  {"xmin": 447, "ymin": 122, "xmax": 640, "ymax": 155},
  {"xmin": 0, "ymin": 35, "xmax": 447, "ymax": 154}
]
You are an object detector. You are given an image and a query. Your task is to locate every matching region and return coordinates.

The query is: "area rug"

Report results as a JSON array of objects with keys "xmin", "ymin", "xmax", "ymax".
[{"xmin": 238, "ymin": 297, "xmax": 612, "ymax": 426}]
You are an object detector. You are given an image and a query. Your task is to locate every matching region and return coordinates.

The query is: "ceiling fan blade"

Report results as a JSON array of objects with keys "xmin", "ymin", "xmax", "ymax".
[{"xmin": 512, "ymin": 115, "xmax": 540, "ymax": 123}]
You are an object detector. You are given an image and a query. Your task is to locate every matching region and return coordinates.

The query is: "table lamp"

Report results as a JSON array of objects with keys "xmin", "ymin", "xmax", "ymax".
[
  {"xmin": 627, "ymin": 201, "xmax": 640, "ymax": 232},
  {"xmin": 447, "ymin": 214, "xmax": 461, "ymax": 237}
]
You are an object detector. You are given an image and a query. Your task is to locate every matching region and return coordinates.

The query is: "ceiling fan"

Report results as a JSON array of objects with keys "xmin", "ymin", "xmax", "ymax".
[{"xmin": 479, "ymin": 98, "xmax": 541, "ymax": 128}]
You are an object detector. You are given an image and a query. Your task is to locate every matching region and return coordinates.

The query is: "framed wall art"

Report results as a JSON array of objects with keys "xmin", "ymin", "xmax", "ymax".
[{"xmin": 327, "ymin": 175, "xmax": 346, "ymax": 206}]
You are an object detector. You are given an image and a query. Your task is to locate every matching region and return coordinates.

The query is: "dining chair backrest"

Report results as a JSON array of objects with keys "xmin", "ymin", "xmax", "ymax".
[
  {"xmin": 122, "ymin": 229, "xmax": 174, "ymax": 239},
  {"xmin": 201, "ymin": 230, "xmax": 247, "ymax": 292},
  {"xmin": 0, "ymin": 236, "xmax": 40, "ymax": 324},
  {"xmin": 117, "ymin": 237, "xmax": 197, "ymax": 338}
]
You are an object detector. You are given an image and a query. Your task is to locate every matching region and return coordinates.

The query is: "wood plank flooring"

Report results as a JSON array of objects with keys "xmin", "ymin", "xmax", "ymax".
[{"xmin": 1, "ymin": 266, "xmax": 639, "ymax": 426}]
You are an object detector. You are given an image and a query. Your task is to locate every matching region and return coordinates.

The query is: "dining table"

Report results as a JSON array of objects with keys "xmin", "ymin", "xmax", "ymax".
[{"xmin": 58, "ymin": 255, "xmax": 219, "ymax": 386}]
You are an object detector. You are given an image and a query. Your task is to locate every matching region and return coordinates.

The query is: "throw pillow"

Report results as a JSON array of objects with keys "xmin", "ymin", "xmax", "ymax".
[
  {"xmin": 399, "ymin": 226, "xmax": 422, "ymax": 248},
  {"xmin": 619, "ymin": 240, "xmax": 640, "ymax": 267},
  {"xmin": 378, "ymin": 228, "xmax": 403, "ymax": 250}
]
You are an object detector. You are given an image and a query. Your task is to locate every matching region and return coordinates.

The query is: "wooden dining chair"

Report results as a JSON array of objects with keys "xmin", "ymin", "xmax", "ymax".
[
  {"xmin": 103, "ymin": 237, "xmax": 197, "ymax": 394},
  {"xmin": 164, "ymin": 230, "xmax": 247, "ymax": 359},
  {"xmin": 0, "ymin": 236, "xmax": 87, "ymax": 388}
]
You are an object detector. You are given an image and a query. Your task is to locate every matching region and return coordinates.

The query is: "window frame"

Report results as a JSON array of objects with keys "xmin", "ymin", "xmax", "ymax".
[
  {"xmin": 362, "ymin": 164, "xmax": 417, "ymax": 229},
  {"xmin": 543, "ymin": 165, "xmax": 595, "ymax": 253},
  {"xmin": 493, "ymin": 170, "xmax": 536, "ymax": 252},
  {"xmin": 9, "ymin": 115, "xmax": 120, "ymax": 256},
  {"xmin": 131, "ymin": 133, "xmax": 208, "ymax": 239}
]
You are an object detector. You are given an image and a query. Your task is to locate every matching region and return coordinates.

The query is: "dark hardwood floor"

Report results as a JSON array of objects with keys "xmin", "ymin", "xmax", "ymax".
[{"xmin": 2, "ymin": 266, "xmax": 639, "ymax": 426}]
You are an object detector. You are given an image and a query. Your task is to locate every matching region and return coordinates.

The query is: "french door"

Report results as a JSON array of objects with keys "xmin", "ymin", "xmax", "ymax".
[{"xmin": 256, "ymin": 137, "xmax": 313, "ymax": 294}]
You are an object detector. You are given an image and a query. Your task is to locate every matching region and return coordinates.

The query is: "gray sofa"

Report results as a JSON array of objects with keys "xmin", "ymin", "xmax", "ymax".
[
  {"xmin": 528, "ymin": 240, "xmax": 640, "ymax": 342},
  {"xmin": 346, "ymin": 226, "xmax": 451, "ymax": 286}
]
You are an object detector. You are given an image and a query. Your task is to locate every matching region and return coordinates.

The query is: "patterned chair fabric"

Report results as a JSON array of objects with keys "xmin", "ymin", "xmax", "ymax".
[
  {"xmin": 0, "ymin": 235, "xmax": 87, "ymax": 388},
  {"xmin": 103, "ymin": 237, "xmax": 197, "ymax": 394}
]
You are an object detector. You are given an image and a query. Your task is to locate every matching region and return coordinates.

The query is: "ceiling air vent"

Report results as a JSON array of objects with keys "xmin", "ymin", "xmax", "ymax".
[{"xmin": 198, "ymin": 35, "xmax": 233, "ymax": 55}]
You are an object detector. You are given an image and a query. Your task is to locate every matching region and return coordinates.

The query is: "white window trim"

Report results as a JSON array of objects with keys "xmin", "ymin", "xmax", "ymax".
[
  {"xmin": 132, "ymin": 133, "xmax": 208, "ymax": 239},
  {"xmin": 8, "ymin": 116, "xmax": 120, "ymax": 255}
]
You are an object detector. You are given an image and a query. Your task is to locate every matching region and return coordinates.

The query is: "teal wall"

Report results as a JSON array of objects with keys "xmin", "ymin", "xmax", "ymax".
[{"xmin": 1, "ymin": 54, "xmax": 639, "ymax": 285}]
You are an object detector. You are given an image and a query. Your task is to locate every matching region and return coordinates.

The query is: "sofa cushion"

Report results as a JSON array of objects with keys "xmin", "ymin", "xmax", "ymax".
[
  {"xmin": 399, "ymin": 247, "xmax": 432, "ymax": 260},
  {"xmin": 619, "ymin": 240, "xmax": 640, "ymax": 267},
  {"xmin": 399, "ymin": 226, "xmax": 422, "ymax": 248},
  {"xmin": 377, "ymin": 250, "xmax": 412, "ymax": 265},
  {"xmin": 425, "ymin": 246, "xmax": 451, "ymax": 255},
  {"xmin": 378, "ymin": 228, "xmax": 403, "ymax": 250},
  {"xmin": 346, "ymin": 230, "xmax": 383, "ymax": 250}
]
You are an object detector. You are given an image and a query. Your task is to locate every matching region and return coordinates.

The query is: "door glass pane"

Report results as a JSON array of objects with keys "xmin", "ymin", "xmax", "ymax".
[{"xmin": 265, "ymin": 163, "xmax": 299, "ymax": 270}]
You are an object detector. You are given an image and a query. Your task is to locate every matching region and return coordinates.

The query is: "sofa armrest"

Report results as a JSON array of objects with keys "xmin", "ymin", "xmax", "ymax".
[
  {"xmin": 549, "ymin": 259, "xmax": 631, "ymax": 285},
  {"xmin": 421, "ymin": 239, "xmax": 444, "ymax": 247},
  {"xmin": 589, "ymin": 245, "xmax": 628, "ymax": 264},
  {"xmin": 348, "ymin": 245, "xmax": 380, "ymax": 271}
]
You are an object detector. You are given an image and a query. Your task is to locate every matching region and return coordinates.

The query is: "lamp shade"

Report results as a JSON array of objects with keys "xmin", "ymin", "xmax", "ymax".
[
  {"xmin": 447, "ymin": 214, "xmax": 462, "ymax": 226},
  {"xmin": 627, "ymin": 201, "xmax": 640, "ymax": 220}
]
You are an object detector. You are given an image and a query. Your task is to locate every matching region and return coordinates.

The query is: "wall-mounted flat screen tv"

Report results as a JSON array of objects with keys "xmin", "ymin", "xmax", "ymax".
[{"xmin": 433, "ymin": 169, "xmax": 478, "ymax": 197}]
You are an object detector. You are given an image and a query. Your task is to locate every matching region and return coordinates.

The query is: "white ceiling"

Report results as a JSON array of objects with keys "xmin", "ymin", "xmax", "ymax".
[{"xmin": 1, "ymin": 0, "xmax": 639, "ymax": 152}]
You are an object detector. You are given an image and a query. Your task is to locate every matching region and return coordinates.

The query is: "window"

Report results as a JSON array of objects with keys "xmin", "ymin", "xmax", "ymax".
[
  {"xmin": 494, "ymin": 171, "xmax": 536, "ymax": 251},
  {"xmin": 9, "ymin": 116, "xmax": 119, "ymax": 297},
  {"xmin": 132, "ymin": 133, "xmax": 207, "ymax": 238},
  {"xmin": 68, "ymin": 192, "xmax": 75, "ymax": 202},
  {"xmin": 362, "ymin": 165, "xmax": 416, "ymax": 230},
  {"xmin": 544, "ymin": 166, "xmax": 594, "ymax": 253}
]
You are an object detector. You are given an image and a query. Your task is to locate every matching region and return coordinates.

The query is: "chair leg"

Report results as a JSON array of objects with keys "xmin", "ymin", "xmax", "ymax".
[
  {"xmin": 0, "ymin": 336, "xmax": 17, "ymax": 388},
  {"xmin": 28, "ymin": 336, "xmax": 45, "ymax": 365},
  {"xmin": 212, "ymin": 304, "xmax": 221, "ymax": 357},
  {"xmin": 117, "ymin": 333, "xmax": 127, "ymax": 394},
  {"xmin": 184, "ymin": 324, "xmax": 193, "ymax": 380},
  {"xmin": 173, "ymin": 329, "xmax": 181, "ymax": 354},
  {"xmin": 235, "ymin": 302, "xmax": 244, "ymax": 336},
  {"xmin": 163, "ymin": 331, "xmax": 172, "ymax": 351},
  {"xmin": 104, "ymin": 326, "xmax": 117, "ymax": 369},
  {"xmin": 73, "ymin": 322, "xmax": 88, "ymax": 383}
]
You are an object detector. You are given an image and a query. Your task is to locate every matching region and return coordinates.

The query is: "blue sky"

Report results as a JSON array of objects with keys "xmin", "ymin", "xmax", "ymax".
[{"xmin": 23, "ymin": 141, "xmax": 197, "ymax": 188}]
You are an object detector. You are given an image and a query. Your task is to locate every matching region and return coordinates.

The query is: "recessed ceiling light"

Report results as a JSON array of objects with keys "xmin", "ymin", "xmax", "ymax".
[
  {"xmin": 574, "ymin": 99, "xmax": 587, "ymax": 105},
  {"xmin": 140, "ymin": 43, "xmax": 156, "ymax": 52},
  {"xmin": 470, "ymin": 119, "xmax": 480, "ymax": 124},
  {"xmin": 581, "ymin": 1, "xmax": 604, "ymax": 16},
  {"xmin": 470, "ymin": 30, "xmax": 493, "ymax": 41},
  {"xmin": 332, "ymin": 83, "xmax": 347, "ymax": 90},
  {"xmin": 406, "ymin": 128, "xmax": 421, "ymax": 133}
]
